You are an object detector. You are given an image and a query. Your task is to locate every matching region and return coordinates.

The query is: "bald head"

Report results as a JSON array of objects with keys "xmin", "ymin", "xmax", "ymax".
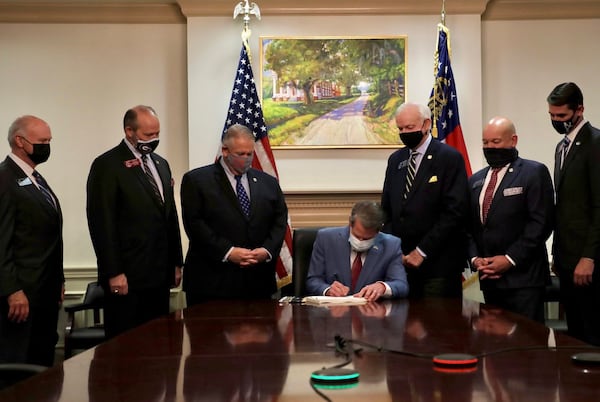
[{"xmin": 482, "ymin": 116, "xmax": 517, "ymax": 149}]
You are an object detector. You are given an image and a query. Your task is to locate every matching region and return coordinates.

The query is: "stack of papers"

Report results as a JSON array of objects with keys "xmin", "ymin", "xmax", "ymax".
[{"xmin": 302, "ymin": 296, "xmax": 368, "ymax": 305}]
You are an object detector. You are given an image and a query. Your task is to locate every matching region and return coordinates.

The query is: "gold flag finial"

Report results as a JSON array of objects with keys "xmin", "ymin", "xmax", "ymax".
[
  {"xmin": 441, "ymin": 0, "xmax": 446, "ymax": 26},
  {"xmin": 233, "ymin": 1, "xmax": 261, "ymax": 50}
]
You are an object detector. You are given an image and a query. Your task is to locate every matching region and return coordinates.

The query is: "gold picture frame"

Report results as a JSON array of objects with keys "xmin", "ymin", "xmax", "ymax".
[{"xmin": 260, "ymin": 36, "xmax": 407, "ymax": 149}]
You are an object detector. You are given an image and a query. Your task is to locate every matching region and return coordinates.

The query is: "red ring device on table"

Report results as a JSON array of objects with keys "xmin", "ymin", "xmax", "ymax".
[{"xmin": 432, "ymin": 353, "xmax": 479, "ymax": 372}]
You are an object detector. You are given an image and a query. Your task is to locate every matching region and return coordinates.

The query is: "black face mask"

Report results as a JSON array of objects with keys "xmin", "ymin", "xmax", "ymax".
[
  {"xmin": 400, "ymin": 128, "xmax": 425, "ymax": 149},
  {"xmin": 483, "ymin": 147, "xmax": 518, "ymax": 168},
  {"xmin": 551, "ymin": 112, "xmax": 581, "ymax": 135},
  {"xmin": 27, "ymin": 143, "xmax": 51, "ymax": 165},
  {"xmin": 136, "ymin": 138, "xmax": 159, "ymax": 155}
]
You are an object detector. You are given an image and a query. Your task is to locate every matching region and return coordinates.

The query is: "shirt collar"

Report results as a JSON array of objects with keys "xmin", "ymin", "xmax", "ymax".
[{"xmin": 8, "ymin": 153, "xmax": 34, "ymax": 176}]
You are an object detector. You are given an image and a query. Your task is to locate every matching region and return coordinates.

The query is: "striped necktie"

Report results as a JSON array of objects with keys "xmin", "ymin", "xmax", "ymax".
[
  {"xmin": 404, "ymin": 152, "xmax": 418, "ymax": 199},
  {"xmin": 142, "ymin": 154, "xmax": 163, "ymax": 204},
  {"xmin": 32, "ymin": 170, "xmax": 56, "ymax": 209},
  {"xmin": 560, "ymin": 136, "xmax": 571, "ymax": 169}
]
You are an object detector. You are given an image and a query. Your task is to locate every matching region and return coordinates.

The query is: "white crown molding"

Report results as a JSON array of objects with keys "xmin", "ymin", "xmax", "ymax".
[
  {"xmin": 178, "ymin": 0, "xmax": 489, "ymax": 17},
  {"xmin": 0, "ymin": 2, "xmax": 185, "ymax": 23},
  {"xmin": 0, "ymin": 1, "xmax": 596, "ymax": 23},
  {"xmin": 482, "ymin": 0, "xmax": 600, "ymax": 20}
]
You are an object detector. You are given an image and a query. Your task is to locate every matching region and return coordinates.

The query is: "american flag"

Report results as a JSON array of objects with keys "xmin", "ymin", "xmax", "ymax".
[
  {"xmin": 428, "ymin": 23, "xmax": 472, "ymax": 176},
  {"xmin": 221, "ymin": 43, "xmax": 293, "ymax": 288}
]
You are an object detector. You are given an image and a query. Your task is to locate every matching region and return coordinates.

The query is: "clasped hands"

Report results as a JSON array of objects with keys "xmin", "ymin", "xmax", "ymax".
[
  {"xmin": 229, "ymin": 247, "xmax": 269, "ymax": 267},
  {"xmin": 326, "ymin": 280, "xmax": 385, "ymax": 302},
  {"xmin": 473, "ymin": 255, "xmax": 512, "ymax": 280}
]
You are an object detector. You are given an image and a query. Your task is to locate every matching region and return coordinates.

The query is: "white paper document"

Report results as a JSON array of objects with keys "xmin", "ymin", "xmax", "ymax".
[{"xmin": 302, "ymin": 296, "xmax": 368, "ymax": 305}]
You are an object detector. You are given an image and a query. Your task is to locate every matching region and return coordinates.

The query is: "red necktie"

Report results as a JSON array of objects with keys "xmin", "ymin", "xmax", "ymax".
[
  {"xmin": 351, "ymin": 252, "xmax": 363, "ymax": 292},
  {"xmin": 482, "ymin": 168, "xmax": 500, "ymax": 223}
]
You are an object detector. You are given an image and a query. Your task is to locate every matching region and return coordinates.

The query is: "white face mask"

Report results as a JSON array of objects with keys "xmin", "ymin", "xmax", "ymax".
[{"xmin": 349, "ymin": 232, "xmax": 375, "ymax": 252}]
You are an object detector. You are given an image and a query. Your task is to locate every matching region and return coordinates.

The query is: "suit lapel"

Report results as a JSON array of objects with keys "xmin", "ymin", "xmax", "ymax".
[
  {"xmin": 359, "ymin": 235, "xmax": 384, "ymax": 287},
  {"xmin": 556, "ymin": 124, "xmax": 590, "ymax": 190},
  {"xmin": 337, "ymin": 228, "xmax": 353, "ymax": 286},
  {"xmin": 214, "ymin": 163, "xmax": 248, "ymax": 219},
  {"xmin": 486, "ymin": 159, "xmax": 521, "ymax": 220},
  {"xmin": 118, "ymin": 141, "xmax": 164, "ymax": 210},
  {"xmin": 5, "ymin": 157, "xmax": 58, "ymax": 217},
  {"xmin": 406, "ymin": 140, "xmax": 437, "ymax": 200}
]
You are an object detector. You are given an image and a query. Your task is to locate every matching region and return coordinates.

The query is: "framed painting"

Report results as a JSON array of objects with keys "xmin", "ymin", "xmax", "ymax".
[{"xmin": 260, "ymin": 36, "xmax": 407, "ymax": 149}]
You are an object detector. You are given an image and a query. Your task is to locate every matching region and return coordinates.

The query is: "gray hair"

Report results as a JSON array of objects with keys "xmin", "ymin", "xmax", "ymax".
[
  {"xmin": 349, "ymin": 201, "xmax": 385, "ymax": 230},
  {"xmin": 394, "ymin": 102, "xmax": 431, "ymax": 120},
  {"xmin": 222, "ymin": 124, "xmax": 254, "ymax": 147}
]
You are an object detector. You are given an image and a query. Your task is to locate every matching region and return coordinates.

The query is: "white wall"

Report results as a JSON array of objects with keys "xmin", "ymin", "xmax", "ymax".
[
  {"xmin": 187, "ymin": 14, "xmax": 483, "ymax": 191},
  {"xmin": 0, "ymin": 23, "xmax": 188, "ymax": 277},
  {"xmin": 2, "ymin": 16, "xmax": 600, "ymax": 288},
  {"xmin": 481, "ymin": 19, "xmax": 600, "ymax": 175}
]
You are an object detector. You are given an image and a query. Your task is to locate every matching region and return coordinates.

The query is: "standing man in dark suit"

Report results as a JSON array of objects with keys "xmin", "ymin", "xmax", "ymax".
[
  {"xmin": 382, "ymin": 102, "xmax": 469, "ymax": 298},
  {"xmin": 306, "ymin": 201, "xmax": 409, "ymax": 301},
  {"xmin": 180, "ymin": 124, "xmax": 288, "ymax": 305},
  {"xmin": 548, "ymin": 82, "xmax": 600, "ymax": 345},
  {"xmin": 468, "ymin": 117, "xmax": 554, "ymax": 323},
  {"xmin": 87, "ymin": 105, "xmax": 183, "ymax": 339},
  {"xmin": 0, "ymin": 115, "xmax": 64, "ymax": 366}
]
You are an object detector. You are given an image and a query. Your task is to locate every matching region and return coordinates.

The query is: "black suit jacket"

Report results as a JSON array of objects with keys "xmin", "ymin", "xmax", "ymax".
[
  {"xmin": 0, "ymin": 157, "xmax": 63, "ymax": 306},
  {"xmin": 86, "ymin": 140, "xmax": 183, "ymax": 291},
  {"xmin": 553, "ymin": 122, "xmax": 600, "ymax": 270},
  {"xmin": 180, "ymin": 161, "xmax": 288, "ymax": 299},
  {"xmin": 468, "ymin": 157, "xmax": 554, "ymax": 290},
  {"xmin": 381, "ymin": 138, "xmax": 469, "ymax": 279}
]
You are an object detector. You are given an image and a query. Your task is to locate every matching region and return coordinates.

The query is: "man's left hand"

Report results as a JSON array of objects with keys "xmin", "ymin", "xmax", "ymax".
[
  {"xmin": 355, "ymin": 282, "xmax": 386, "ymax": 302},
  {"xmin": 574, "ymin": 258, "xmax": 594, "ymax": 286}
]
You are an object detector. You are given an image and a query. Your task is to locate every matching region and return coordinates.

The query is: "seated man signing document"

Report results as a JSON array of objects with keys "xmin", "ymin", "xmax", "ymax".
[{"xmin": 306, "ymin": 201, "xmax": 409, "ymax": 301}]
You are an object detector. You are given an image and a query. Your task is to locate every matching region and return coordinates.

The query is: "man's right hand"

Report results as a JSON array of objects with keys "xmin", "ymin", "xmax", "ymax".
[
  {"xmin": 7, "ymin": 290, "xmax": 29, "ymax": 323},
  {"xmin": 325, "ymin": 281, "xmax": 350, "ymax": 297},
  {"xmin": 109, "ymin": 273, "xmax": 129, "ymax": 295}
]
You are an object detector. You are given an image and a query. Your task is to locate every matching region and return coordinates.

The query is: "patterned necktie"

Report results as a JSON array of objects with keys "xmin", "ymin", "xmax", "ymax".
[
  {"xmin": 32, "ymin": 170, "xmax": 56, "ymax": 209},
  {"xmin": 403, "ymin": 152, "xmax": 418, "ymax": 199},
  {"xmin": 482, "ymin": 168, "xmax": 501, "ymax": 223},
  {"xmin": 560, "ymin": 136, "xmax": 571, "ymax": 169},
  {"xmin": 351, "ymin": 252, "xmax": 363, "ymax": 292},
  {"xmin": 235, "ymin": 175, "xmax": 251, "ymax": 217},
  {"xmin": 142, "ymin": 154, "xmax": 163, "ymax": 204}
]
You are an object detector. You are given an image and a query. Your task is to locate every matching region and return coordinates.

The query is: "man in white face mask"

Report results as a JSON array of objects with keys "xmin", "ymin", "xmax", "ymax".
[{"xmin": 306, "ymin": 201, "xmax": 409, "ymax": 301}]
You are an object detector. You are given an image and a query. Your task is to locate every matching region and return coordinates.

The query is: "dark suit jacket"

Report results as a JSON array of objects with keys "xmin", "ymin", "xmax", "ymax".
[
  {"xmin": 381, "ymin": 138, "xmax": 469, "ymax": 279},
  {"xmin": 180, "ymin": 161, "xmax": 288, "ymax": 299},
  {"xmin": 468, "ymin": 157, "xmax": 554, "ymax": 290},
  {"xmin": 553, "ymin": 122, "xmax": 600, "ymax": 271},
  {"xmin": 86, "ymin": 140, "xmax": 183, "ymax": 291},
  {"xmin": 305, "ymin": 226, "xmax": 409, "ymax": 297},
  {"xmin": 0, "ymin": 157, "xmax": 63, "ymax": 306}
]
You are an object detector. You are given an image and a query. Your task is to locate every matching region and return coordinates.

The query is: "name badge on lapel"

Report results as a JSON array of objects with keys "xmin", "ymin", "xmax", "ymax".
[
  {"xmin": 397, "ymin": 159, "xmax": 409, "ymax": 169},
  {"xmin": 503, "ymin": 187, "xmax": 523, "ymax": 197},
  {"xmin": 17, "ymin": 177, "xmax": 33, "ymax": 187}
]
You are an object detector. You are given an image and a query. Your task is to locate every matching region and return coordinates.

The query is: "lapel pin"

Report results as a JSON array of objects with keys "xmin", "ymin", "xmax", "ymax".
[
  {"xmin": 509, "ymin": 168, "xmax": 514, "ymax": 173},
  {"xmin": 252, "ymin": 177, "xmax": 257, "ymax": 182},
  {"xmin": 427, "ymin": 155, "xmax": 432, "ymax": 160},
  {"xmin": 576, "ymin": 141, "xmax": 581, "ymax": 146}
]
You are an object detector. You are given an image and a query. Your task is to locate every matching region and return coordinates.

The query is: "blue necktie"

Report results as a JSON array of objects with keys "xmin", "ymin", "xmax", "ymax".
[
  {"xmin": 235, "ymin": 175, "xmax": 250, "ymax": 216},
  {"xmin": 560, "ymin": 136, "xmax": 571, "ymax": 169},
  {"xmin": 32, "ymin": 170, "xmax": 56, "ymax": 209}
]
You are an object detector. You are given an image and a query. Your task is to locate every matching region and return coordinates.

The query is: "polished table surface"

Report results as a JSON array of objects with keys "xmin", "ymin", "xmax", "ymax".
[{"xmin": 1, "ymin": 298, "xmax": 599, "ymax": 401}]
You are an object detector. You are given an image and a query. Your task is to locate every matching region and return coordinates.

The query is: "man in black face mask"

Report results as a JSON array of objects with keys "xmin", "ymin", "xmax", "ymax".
[
  {"xmin": 467, "ymin": 116, "xmax": 554, "ymax": 323},
  {"xmin": 86, "ymin": 105, "xmax": 183, "ymax": 339},
  {"xmin": 0, "ymin": 115, "xmax": 64, "ymax": 366},
  {"xmin": 382, "ymin": 102, "xmax": 469, "ymax": 298},
  {"xmin": 548, "ymin": 82, "xmax": 600, "ymax": 345}
]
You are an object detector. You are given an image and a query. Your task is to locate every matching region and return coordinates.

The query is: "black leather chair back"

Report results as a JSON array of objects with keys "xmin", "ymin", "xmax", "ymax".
[
  {"xmin": 281, "ymin": 227, "xmax": 321, "ymax": 297},
  {"xmin": 0, "ymin": 363, "xmax": 47, "ymax": 390}
]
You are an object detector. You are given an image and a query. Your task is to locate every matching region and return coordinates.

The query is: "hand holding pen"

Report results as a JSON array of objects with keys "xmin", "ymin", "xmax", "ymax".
[{"xmin": 326, "ymin": 274, "xmax": 350, "ymax": 297}]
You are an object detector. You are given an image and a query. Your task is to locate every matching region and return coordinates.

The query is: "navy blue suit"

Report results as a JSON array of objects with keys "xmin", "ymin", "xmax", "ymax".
[
  {"xmin": 0, "ymin": 156, "xmax": 63, "ymax": 366},
  {"xmin": 382, "ymin": 138, "xmax": 469, "ymax": 297},
  {"xmin": 468, "ymin": 157, "xmax": 554, "ymax": 322},
  {"xmin": 305, "ymin": 226, "xmax": 408, "ymax": 298},
  {"xmin": 180, "ymin": 161, "xmax": 288, "ymax": 303}
]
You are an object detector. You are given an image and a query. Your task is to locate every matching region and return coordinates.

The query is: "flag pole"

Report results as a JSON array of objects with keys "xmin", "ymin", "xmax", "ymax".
[{"xmin": 233, "ymin": 0, "xmax": 261, "ymax": 60}]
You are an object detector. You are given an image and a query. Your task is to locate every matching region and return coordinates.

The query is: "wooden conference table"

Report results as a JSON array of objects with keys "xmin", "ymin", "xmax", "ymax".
[{"xmin": 1, "ymin": 298, "xmax": 599, "ymax": 401}]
